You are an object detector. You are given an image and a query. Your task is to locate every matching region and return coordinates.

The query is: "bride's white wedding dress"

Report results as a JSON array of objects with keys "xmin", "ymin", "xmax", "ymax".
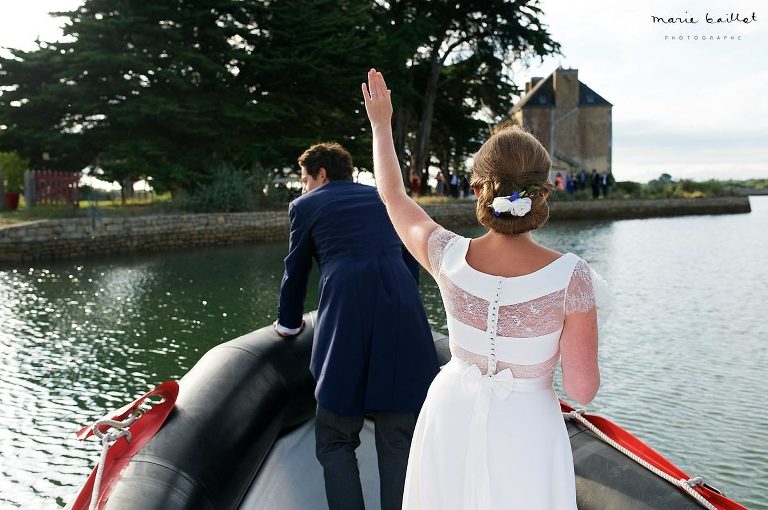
[{"xmin": 402, "ymin": 227, "xmax": 609, "ymax": 510}]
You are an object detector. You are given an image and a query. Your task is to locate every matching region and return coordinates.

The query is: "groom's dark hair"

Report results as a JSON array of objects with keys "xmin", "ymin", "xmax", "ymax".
[{"xmin": 298, "ymin": 142, "xmax": 354, "ymax": 181}]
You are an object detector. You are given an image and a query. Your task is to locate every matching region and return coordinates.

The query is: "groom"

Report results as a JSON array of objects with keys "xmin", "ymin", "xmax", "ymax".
[{"xmin": 275, "ymin": 142, "xmax": 439, "ymax": 510}]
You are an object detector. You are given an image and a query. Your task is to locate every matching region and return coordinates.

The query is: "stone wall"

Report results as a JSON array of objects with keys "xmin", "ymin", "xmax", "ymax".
[
  {"xmin": 579, "ymin": 106, "xmax": 612, "ymax": 174},
  {"xmin": 0, "ymin": 196, "xmax": 751, "ymax": 263},
  {"xmin": 0, "ymin": 212, "xmax": 288, "ymax": 263}
]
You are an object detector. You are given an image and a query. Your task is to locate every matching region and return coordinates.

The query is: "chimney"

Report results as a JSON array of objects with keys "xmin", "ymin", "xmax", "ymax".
[
  {"xmin": 553, "ymin": 67, "xmax": 579, "ymax": 111},
  {"xmin": 525, "ymin": 77, "xmax": 543, "ymax": 94}
]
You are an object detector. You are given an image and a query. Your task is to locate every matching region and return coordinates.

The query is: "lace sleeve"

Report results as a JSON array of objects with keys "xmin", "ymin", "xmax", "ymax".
[
  {"xmin": 427, "ymin": 226, "xmax": 459, "ymax": 277},
  {"xmin": 566, "ymin": 258, "xmax": 613, "ymax": 330},
  {"xmin": 565, "ymin": 260, "xmax": 595, "ymax": 315}
]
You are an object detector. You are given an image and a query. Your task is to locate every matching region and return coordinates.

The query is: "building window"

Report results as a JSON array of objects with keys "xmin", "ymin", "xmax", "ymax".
[
  {"xmin": 586, "ymin": 94, "xmax": 594, "ymax": 103},
  {"xmin": 538, "ymin": 96, "xmax": 547, "ymax": 105}
]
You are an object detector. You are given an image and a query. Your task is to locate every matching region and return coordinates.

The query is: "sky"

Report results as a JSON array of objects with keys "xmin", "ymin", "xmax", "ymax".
[
  {"xmin": 1, "ymin": 1, "xmax": 766, "ymax": 183},
  {"xmin": 510, "ymin": 0, "xmax": 768, "ymax": 182}
]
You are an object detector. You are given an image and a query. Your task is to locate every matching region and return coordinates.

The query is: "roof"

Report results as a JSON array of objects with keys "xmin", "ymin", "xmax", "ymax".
[
  {"xmin": 512, "ymin": 74, "xmax": 555, "ymax": 111},
  {"xmin": 578, "ymin": 82, "xmax": 612, "ymax": 108},
  {"xmin": 511, "ymin": 70, "xmax": 612, "ymax": 112}
]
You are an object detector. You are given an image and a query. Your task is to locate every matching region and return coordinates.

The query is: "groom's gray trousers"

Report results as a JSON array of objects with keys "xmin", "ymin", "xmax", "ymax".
[{"xmin": 315, "ymin": 405, "xmax": 418, "ymax": 510}]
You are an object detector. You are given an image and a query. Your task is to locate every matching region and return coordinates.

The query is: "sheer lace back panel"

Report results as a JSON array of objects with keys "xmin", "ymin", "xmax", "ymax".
[{"xmin": 427, "ymin": 226, "xmax": 596, "ymax": 378}]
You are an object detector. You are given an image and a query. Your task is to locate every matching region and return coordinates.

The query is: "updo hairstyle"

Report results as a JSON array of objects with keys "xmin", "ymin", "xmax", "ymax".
[{"xmin": 469, "ymin": 125, "xmax": 554, "ymax": 235}]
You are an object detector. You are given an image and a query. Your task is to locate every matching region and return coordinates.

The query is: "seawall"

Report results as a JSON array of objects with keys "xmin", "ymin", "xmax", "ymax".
[{"xmin": 0, "ymin": 196, "xmax": 751, "ymax": 263}]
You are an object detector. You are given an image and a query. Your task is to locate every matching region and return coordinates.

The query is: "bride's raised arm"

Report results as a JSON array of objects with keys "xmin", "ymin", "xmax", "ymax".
[{"xmin": 362, "ymin": 68, "xmax": 439, "ymax": 271}]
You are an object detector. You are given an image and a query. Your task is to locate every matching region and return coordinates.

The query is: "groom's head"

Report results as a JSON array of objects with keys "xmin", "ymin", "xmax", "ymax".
[{"xmin": 298, "ymin": 142, "xmax": 354, "ymax": 193}]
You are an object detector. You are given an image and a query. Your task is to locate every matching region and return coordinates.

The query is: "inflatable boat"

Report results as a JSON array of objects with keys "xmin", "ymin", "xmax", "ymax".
[{"xmin": 66, "ymin": 312, "xmax": 747, "ymax": 510}]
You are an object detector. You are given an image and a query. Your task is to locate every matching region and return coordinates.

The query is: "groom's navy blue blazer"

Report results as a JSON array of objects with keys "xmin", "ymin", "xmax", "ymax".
[{"xmin": 277, "ymin": 179, "xmax": 439, "ymax": 416}]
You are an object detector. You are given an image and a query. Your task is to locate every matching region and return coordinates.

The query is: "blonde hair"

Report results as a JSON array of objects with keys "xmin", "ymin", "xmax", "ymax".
[{"xmin": 469, "ymin": 125, "xmax": 553, "ymax": 234}]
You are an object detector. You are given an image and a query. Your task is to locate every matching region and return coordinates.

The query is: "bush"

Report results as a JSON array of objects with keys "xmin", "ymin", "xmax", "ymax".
[
  {"xmin": 79, "ymin": 185, "xmax": 113, "ymax": 202},
  {"xmin": 676, "ymin": 179, "xmax": 740, "ymax": 197},
  {"xmin": 548, "ymin": 189, "xmax": 591, "ymax": 201},
  {"xmin": 614, "ymin": 181, "xmax": 643, "ymax": 197},
  {"xmin": 0, "ymin": 152, "xmax": 29, "ymax": 193},
  {"xmin": 179, "ymin": 164, "xmax": 258, "ymax": 213},
  {"xmin": 251, "ymin": 167, "xmax": 301, "ymax": 207},
  {"xmin": 635, "ymin": 174, "xmax": 743, "ymax": 199}
]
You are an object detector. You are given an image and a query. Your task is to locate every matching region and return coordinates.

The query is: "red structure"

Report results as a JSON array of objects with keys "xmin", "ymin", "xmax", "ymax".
[{"xmin": 31, "ymin": 170, "xmax": 80, "ymax": 206}]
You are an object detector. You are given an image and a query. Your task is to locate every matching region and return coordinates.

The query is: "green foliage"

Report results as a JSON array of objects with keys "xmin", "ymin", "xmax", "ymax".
[
  {"xmin": 743, "ymin": 178, "xmax": 768, "ymax": 190},
  {"xmin": 241, "ymin": 0, "xmax": 378, "ymax": 170},
  {"xmin": 646, "ymin": 173, "xmax": 674, "ymax": 194},
  {"xmin": 429, "ymin": 57, "xmax": 502, "ymax": 176},
  {"xmin": 614, "ymin": 181, "xmax": 643, "ymax": 197},
  {"xmin": 398, "ymin": 0, "xmax": 560, "ymax": 176},
  {"xmin": 714, "ymin": 178, "xmax": 768, "ymax": 190},
  {"xmin": 249, "ymin": 168, "xmax": 301, "ymax": 208},
  {"xmin": 0, "ymin": 0, "xmax": 560, "ymax": 200},
  {"xmin": 78, "ymin": 184, "xmax": 112, "ymax": 202},
  {"xmin": 547, "ymin": 174, "xmax": 751, "ymax": 201},
  {"xmin": 0, "ymin": 151, "xmax": 28, "ymax": 192},
  {"xmin": 548, "ymin": 189, "xmax": 592, "ymax": 202},
  {"xmin": 614, "ymin": 174, "xmax": 743, "ymax": 199},
  {"xmin": 670, "ymin": 179, "xmax": 741, "ymax": 198},
  {"xmin": 177, "ymin": 164, "xmax": 258, "ymax": 213}
]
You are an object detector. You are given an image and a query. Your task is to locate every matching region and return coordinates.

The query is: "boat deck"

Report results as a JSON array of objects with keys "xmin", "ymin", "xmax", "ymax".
[{"xmin": 241, "ymin": 418, "xmax": 382, "ymax": 510}]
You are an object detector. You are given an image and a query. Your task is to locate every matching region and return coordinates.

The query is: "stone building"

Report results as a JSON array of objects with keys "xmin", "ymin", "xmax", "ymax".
[{"xmin": 510, "ymin": 67, "xmax": 612, "ymax": 181}]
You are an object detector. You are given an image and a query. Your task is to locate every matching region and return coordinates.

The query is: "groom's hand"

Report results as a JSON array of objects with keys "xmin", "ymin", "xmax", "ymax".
[{"xmin": 274, "ymin": 320, "xmax": 305, "ymax": 338}]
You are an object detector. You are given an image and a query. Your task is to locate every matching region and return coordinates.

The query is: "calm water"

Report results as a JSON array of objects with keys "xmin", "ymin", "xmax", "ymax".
[{"xmin": 1, "ymin": 197, "xmax": 767, "ymax": 509}]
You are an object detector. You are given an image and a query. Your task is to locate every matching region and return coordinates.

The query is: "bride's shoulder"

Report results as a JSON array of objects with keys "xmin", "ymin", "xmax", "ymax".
[
  {"xmin": 428, "ymin": 225, "xmax": 463, "ymax": 248},
  {"xmin": 565, "ymin": 255, "xmax": 610, "ymax": 298},
  {"xmin": 427, "ymin": 226, "xmax": 464, "ymax": 274}
]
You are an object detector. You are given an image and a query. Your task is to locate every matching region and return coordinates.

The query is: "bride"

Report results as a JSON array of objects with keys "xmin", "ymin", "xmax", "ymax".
[{"xmin": 362, "ymin": 68, "xmax": 606, "ymax": 509}]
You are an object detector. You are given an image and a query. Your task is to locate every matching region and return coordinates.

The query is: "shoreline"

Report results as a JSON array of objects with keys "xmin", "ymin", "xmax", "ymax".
[
  {"xmin": 0, "ymin": 196, "xmax": 752, "ymax": 263},
  {"xmin": 425, "ymin": 196, "xmax": 752, "ymax": 226}
]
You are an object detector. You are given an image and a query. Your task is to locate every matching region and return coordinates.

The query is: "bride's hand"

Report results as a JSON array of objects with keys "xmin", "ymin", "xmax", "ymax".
[{"xmin": 362, "ymin": 68, "xmax": 392, "ymax": 130}]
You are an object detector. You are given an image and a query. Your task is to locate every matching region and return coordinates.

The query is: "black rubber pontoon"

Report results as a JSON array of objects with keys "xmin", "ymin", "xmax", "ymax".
[{"xmin": 92, "ymin": 312, "xmax": 705, "ymax": 510}]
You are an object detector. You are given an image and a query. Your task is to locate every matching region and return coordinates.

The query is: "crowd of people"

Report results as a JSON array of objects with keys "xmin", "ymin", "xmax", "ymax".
[
  {"xmin": 421, "ymin": 168, "xmax": 615, "ymax": 199},
  {"xmin": 553, "ymin": 169, "xmax": 614, "ymax": 198},
  {"xmin": 430, "ymin": 170, "xmax": 472, "ymax": 198}
]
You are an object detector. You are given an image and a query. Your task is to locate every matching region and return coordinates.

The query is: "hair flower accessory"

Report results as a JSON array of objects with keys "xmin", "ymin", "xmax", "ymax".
[{"xmin": 488, "ymin": 188, "xmax": 537, "ymax": 217}]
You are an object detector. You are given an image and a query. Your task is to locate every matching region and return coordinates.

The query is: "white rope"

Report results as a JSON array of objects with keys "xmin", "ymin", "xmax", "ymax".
[
  {"xmin": 563, "ymin": 410, "xmax": 717, "ymax": 510},
  {"xmin": 88, "ymin": 411, "xmax": 142, "ymax": 510}
]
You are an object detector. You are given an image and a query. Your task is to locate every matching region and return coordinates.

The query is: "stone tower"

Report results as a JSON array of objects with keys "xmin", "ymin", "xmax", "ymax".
[{"xmin": 510, "ymin": 67, "xmax": 612, "ymax": 181}]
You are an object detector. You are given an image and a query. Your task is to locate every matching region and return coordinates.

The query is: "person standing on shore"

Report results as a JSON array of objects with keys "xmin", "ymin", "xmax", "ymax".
[
  {"xmin": 600, "ymin": 171, "xmax": 610, "ymax": 197},
  {"xmin": 435, "ymin": 171, "xmax": 447, "ymax": 196},
  {"xmin": 409, "ymin": 169, "xmax": 422, "ymax": 198},
  {"xmin": 578, "ymin": 169, "xmax": 588, "ymax": 191},
  {"xmin": 555, "ymin": 172, "xmax": 565, "ymax": 191},
  {"xmin": 274, "ymin": 142, "xmax": 439, "ymax": 510},
  {"xmin": 591, "ymin": 169, "xmax": 600, "ymax": 199},
  {"xmin": 449, "ymin": 172, "xmax": 460, "ymax": 198},
  {"xmin": 461, "ymin": 174, "xmax": 470, "ymax": 198}
]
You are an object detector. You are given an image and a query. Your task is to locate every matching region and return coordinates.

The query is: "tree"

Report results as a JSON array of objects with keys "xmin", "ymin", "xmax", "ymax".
[
  {"xmin": 0, "ymin": 0, "xmax": 380, "ymax": 194},
  {"xmin": 429, "ymin": 48, "xmax": 521, "ymax": 180},
  {"xmin": 386, "ymin": 0, "xmax": 560, "ymax": 178},
  {"xmin": 238, "ymin": 0, "xmax": 378, "ymax": 172},
  {"xmin": 0, "ymin": 1, "xmax": 559, "ymax": 199},
  {"xmin": 0, "ymin": 0, "xmax": 264, "ymax": 194},
  {"xmin": 367, "ymin": 1, "xmax": 431, "ymax": 183}
]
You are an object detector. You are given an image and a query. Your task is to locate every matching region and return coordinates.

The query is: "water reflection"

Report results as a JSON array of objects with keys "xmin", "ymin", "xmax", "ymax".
[
  {"xmin": 0, "ymin": 244, "xmax": 320, "ymax": 508},
  {"xmin": 1, "ymin": 199, "xmax": 766, "ymax": 509}
]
